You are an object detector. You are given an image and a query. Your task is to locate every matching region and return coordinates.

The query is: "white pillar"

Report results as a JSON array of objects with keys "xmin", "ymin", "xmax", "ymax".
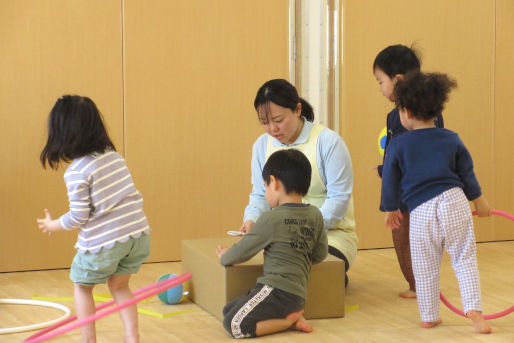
[{"xmin": 289, "ymin": 0, "xmax": 340, "ymax": 132}]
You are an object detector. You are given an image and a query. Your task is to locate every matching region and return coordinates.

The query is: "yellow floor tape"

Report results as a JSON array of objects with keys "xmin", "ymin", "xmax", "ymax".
[
  {"xmin": 32, "ymin": 295, "xmax": 199, "ymax": 318},
  {"xmin": 345, "ymin": 304, "xmax": 359, "ymax": 312},
  {"xmin": 33, "ymin": 295, "xmax": 357, "ymax": 318}
]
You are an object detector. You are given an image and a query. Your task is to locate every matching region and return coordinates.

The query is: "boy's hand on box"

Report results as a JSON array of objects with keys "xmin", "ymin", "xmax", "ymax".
[{"xmin": 216, "ymin": 245, "xmax": 228, "ymax": 259}]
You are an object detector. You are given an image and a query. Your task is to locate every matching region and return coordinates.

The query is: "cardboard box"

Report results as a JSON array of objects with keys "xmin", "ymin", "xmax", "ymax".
[{"xmin": 182, "ymin": 237, "xmax": 345, "ymax": 321}]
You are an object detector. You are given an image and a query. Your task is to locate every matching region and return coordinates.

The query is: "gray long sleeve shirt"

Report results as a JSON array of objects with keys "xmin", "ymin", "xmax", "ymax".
[{"xmin": 220, "ymin": 203, "xmax": 328, "ymax": 299}]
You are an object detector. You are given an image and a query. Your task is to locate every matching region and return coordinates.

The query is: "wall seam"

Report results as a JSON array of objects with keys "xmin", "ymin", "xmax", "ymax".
[
  {"xmin": 493, "ymin": 0, "xmax": 497, "ymax": 236},
  {"xmin": 121, "ymin": 0, "xmax": 126, "ymax": 158}
]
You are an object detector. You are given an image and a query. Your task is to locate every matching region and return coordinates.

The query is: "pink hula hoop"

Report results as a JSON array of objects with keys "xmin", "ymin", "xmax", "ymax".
[
  {"xmin": 24, "ymin": 273, "xmax": 192, "ymax": 343},
  {"xmin": 440, "ymin": 210, "xmax": 514, "ymax": 320}
]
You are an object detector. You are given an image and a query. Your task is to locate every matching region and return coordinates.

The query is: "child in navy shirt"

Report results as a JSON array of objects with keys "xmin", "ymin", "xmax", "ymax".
[
  {"xmin": 373, "ymin": 44, "xmax": 444, "ymax": 299},
  {"xmin": 381, "ymin": 72, "xmax": 491, "ymax": 334}
]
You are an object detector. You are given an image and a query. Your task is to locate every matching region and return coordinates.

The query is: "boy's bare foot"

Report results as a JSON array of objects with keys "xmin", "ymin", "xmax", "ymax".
[
  {"xmin": 398, "ymin": 289, "xmax": 416, "ymax": 299},
  {"xmin": 467, "ymin": 310, "xmax": 492, "ymax": 334},
  {"xmin": 292, "ymin": 315, "xmax": 313, "ymax": 333},
  {"xmin": 285, "ymin": 309, "xmax": 304, "ymax": 323},
  {"xmin": 421, "ymin": 319, "xmax": 442, "ymax": 328}
]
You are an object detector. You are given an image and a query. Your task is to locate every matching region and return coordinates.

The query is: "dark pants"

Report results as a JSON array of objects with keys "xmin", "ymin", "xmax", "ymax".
[
  {"xmin": 328, "ymin": 245, "xmax": 350, "ymax": 287},
  {"xmin": 222, "ymin": 284, "xmax": 304, "ymax": 338},
  {"xmin": 392, "ymin": 211, "xmax": 415, "ymax": 291}
]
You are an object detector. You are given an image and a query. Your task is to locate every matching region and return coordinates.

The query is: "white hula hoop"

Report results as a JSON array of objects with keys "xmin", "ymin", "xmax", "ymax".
[{"xmin": 0, "ymin": 299, "xmax": 71, "ymax": 334}]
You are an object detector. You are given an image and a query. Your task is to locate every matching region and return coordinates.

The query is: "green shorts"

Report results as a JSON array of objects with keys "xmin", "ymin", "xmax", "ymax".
[{"xmin": 70, "ymin": 234, "xmax": 150, "ymax": 285}]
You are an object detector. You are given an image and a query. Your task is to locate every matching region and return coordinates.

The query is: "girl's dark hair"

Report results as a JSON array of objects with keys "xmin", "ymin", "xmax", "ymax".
[
  {"xmin": 254, "ymin": 79, "xmax": 314, "ymax": 122},
  {"xmin": 40, "ymin": 95, "xmax": 116, "ymax": 169},
  {"xmin": 373, "ymin": 44, "xmax": 421, "ymax": 78},
  {"xmin": 262, "ymin": 149, "xmax": 311, "ymax": 196},
  {"xmin": 394, "ymin": 72, "xmax": 457, "ymax": 121}
]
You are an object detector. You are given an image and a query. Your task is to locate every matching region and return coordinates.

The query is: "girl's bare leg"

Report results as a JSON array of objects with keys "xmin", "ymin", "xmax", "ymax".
[
  {"xmin": 108, "ymin": 274, "xmax": 139, "ymax": 343},
  {"xmin": 74, "ymin": 283, "xmax": 96, "ymax": 343}
]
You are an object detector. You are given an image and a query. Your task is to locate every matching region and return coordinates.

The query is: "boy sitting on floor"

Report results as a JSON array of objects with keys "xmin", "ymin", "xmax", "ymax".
[{"xmin": 216, "ymin": 149, "xmax": 328, "ymax": 338}]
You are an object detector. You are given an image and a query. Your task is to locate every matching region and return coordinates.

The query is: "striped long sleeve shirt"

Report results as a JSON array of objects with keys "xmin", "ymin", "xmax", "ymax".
[{"xmin": 59, "ymin": 150, "xmax": 150, "ymax": 253}]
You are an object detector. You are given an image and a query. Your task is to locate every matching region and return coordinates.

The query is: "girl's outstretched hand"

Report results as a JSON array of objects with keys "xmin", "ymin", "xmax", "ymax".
[
  {"xmin": 385, "ymin": 210, "xmax": 403, "ymax": 230},
  {"xmin": 37, "ymin": 209, "xmax": 63, "ymax": 235}
]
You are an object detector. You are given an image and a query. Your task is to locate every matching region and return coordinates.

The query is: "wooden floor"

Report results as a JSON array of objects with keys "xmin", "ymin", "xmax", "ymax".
[{"xmin": 1, "ymin": 241, "xmax": 513, "ymax": 342}]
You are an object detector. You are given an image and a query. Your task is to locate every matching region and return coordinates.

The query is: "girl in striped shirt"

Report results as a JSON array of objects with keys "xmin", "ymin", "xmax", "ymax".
[{"xmin": 38, "ymin": 95, "xmax": 150, "ymax": 343}]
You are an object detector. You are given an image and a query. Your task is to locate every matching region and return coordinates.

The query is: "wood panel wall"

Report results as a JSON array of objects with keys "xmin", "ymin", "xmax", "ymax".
[
  {"xmin": 493, "ymin": 0, "xmax": 514, "ymax": 240},
  {"xmin": 0, "ymin": 0, "xmax": 288, "ymax": 271},
  {"xmin": 1, "ymin": 0, "xmax": 511, "ymax": 271},
  {"xmin": 123, "ymin": 0, "xmax": 289, "ymax": 263},
  {"xmin": 340, "ymin": 0, "xmax": 513, "ymax": 248},
  {"xmin": 0, "ymin": 0, "xmax": 124, "ymax": 272}
]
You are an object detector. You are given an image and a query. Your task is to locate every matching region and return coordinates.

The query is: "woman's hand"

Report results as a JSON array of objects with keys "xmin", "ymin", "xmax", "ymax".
[
  {"xmin": 37, "ymin": 209, "xmax": 63, "ymax": 235},
  {"xmin": 385, "ymin": 210, "xmax": 403, "ymax": 230},
  {"xmin": 239, "ymin": 220, "xmax": 255, "ymax": 234}
]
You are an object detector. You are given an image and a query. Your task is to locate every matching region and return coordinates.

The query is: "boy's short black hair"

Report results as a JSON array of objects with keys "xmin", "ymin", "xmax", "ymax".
[
  {"xmin": 373, "ymin": 44, "xmax": 421, "ymax": 78},
  {"xmin": 394, "ymin": 72, "xmax": 457, "ymax": 121},
  {"xmin": 262, "ymin": 149, "xmax": 311, "ymax": 196}
]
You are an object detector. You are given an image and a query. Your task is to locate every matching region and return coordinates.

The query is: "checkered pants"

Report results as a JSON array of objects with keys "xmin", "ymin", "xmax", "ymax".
[{"xmin": 410, "ymin": 187, "xmax": 482, "ymax": 322}]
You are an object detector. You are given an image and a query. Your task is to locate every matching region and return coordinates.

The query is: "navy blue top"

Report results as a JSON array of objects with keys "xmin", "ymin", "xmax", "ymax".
[
  {"xmin": 381, "ymin": 128, "xmax": 482, "ymax": 212},
  {"xmin": 378, "ymin": 108, "xmax": 444, "ymax": 212},
  {"xmin": 377, "ymin": 108, "xmax": 444, "ymax": 176}
]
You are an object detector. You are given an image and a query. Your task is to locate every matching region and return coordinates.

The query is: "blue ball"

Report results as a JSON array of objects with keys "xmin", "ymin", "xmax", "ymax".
[{"xmin": 157, "ymin": 273, "xmax": 185, "ymax": 304}]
